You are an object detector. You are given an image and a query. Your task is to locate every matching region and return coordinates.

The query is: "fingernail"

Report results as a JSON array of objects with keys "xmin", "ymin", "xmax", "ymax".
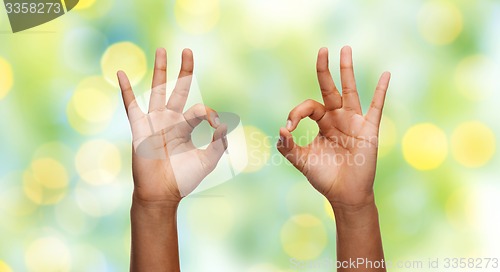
[
  {"xmin": 222, "ymin": 133, "xmax": 228, "ymax": 151},
  {"xmin": 279, "ymin": 136, "xmax": 284, "ymax": 143},
  {"xmin": 210, "ymin": 112, "xmax": 220, "ymax": 127},
  {"xmin": 286, "ymin": 120, "xmax": 292, "ymax": 130}
]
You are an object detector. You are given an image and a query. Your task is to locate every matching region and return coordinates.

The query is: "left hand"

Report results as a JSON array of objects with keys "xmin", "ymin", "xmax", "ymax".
[{"xmin": 277, "ymin": 46, "xmax": 391, "ymax": 210}]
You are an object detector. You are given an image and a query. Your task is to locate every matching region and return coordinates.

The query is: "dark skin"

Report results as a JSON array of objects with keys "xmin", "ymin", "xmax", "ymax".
[
  {"xmin": 278, "ymin": 46, "xmax": 390, "ymax": 272},
  {"xmin": 118, "ymin": 48, "xmax": 227, "ymax": 272},
  {"xmin": 118, "ymin": 46, "xmax": 390, "ymax": 271}
]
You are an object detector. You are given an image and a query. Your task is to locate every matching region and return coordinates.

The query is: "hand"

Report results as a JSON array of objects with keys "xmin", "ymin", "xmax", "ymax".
[
  {"xmin": 118, "ymin": 48, "xmax": 227, "ymax": 207},
  {"xmin": 277, "ymin": 46, "xmax": 391, "ymax": 210}
]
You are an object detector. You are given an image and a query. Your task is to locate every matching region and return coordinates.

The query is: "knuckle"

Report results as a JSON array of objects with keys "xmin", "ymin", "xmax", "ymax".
[
  {"xmin": 342, "ymin": 87, "xmax": 356, "ymax": 94},
  {"xmin": 304, "ymin": 99, "xmax": 318, "ymax": 106}
]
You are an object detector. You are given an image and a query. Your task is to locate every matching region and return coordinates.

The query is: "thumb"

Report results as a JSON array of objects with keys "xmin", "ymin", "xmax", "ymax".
[
  {"xmin": 202, "ymin": 124, "xmax": 228, "ymax": 171},
  {"xmin": 277, "ymin": 127, "xmax": 307, "ymax": 171}
]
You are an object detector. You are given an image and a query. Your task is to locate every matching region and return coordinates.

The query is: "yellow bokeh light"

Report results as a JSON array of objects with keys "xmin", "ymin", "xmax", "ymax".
[
  {"xmin": 71, "ymin": 0, "xmax": 113, "ymax": 18},
  {"xmin": 0, "ymin": 57, "xmax": 14, "ymax": 100},
  {"xmin": 67, "ymin": 102, "xmax": 107, "ymax": 135},
  {"xmin": 0, "ymin": 260, "xmax": 13, "ymax": 272},
  {"xmin": 451, "ymin": 122, "xmax": 495, "ymax": 168},
  {"xmin": 66, "ymin": 76, "xmax": 118, "ymax": 135},
  {"xmin": 177, "ymin": 0, "xmax": 219, "ymax": 15},
  {"xmin": 74, "ymin": 0, "xmax": 96, "ymax": 10},
  {"xmin": 402, "ymin": 123, "xmax": 448, "ymax": 170},
  {"xmin": 75, "ymin": 140, "xmax": 121, "ymax": 185},
  {"xmin": 31, "ymin": 158, "xmax": 68, "ymax": 189},
  {"xmin": 418, "ymin": 1, "xmax": 463, "ymax": 45},
  {"xmin": 175, "ymin": 0, "xmax": 220, "ymax": 34},
  {"xmin": 242, "ymin": 126, "xmax": 271, "ymax": 173},
  {"xmin": 324, "ymin": 199, "xmax": 334, "ymax": 220},
  {"xmin": 71, "ymin": 77, "xmax": 117, "ymax": 123},
  {"xmin": 25, "ymin": 237, "xmax": 71, "ymax": 272},
  {"xmin": 101, "ymin": 42, "xmax": 147, "ymax": 87},
  {"xmin": 23, "ymin": 158, "xmax": 69, "ymax": 205},
  {"xmin": 280, "ymin": 214, "xmax": 327, "ymax": 261},
  {"xmin": 454, "ymin": 55, "xmax": 497, "ymax": 101},
  {"xmin": 378, "ymin": 116, "xmax": 398, "ymax": 157}
]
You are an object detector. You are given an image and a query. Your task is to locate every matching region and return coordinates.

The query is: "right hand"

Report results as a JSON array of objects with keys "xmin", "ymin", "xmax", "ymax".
[{"xmin": 117, "ymin": 48, "xmax": 228, "ymax": 207}]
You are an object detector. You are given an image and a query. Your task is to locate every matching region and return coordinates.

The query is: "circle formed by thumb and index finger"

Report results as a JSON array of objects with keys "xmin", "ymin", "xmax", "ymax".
[{"xmin": 286, "ymin": 99, "xmax": 326, "ymax": 132}]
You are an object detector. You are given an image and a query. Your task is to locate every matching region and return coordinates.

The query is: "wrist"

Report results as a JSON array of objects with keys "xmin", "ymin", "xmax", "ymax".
[
  {"xmin": 331, "ymin": 199, "xmax": 379, "ymax": 229},
  {"xmin": 131, "ymin": 192, "xmax": 180, "ymax": 214},
  {"xmin": 130, "ymin": 192, "xmax": 181, "ymax": 272},
  {"xmin": 329, "ymin": 190, "xmax": 375, "ymax": 210}
]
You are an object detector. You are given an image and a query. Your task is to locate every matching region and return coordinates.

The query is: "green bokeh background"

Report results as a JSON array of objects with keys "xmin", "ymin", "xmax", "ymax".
[{"xmin": 1, "ymin": 0, "xmax": 499, "ymax": 271}]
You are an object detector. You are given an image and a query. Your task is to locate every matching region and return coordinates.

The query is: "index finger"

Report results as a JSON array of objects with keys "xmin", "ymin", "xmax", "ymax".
[
  {"xmin": 117, "ymin": 71, "xmax": 145, "ymax": 134},
  {"xmin": 117, "ymin": 71, "xmax": 142, "ymax": 117},
  {"xmin": 366, "ymin": 72, "xmax": 391, "ymax": 127}
]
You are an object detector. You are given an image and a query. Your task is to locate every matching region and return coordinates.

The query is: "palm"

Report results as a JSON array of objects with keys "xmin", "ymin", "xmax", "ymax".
[
  {"xmin": 278, "ymin": 47, "xmax": 390, "ymax": 207},
  {"xmin": 306, "ymin": 110, "xmax": 379, "ymax": 205},
  {"xmin": 118, "ymin": 49, "xmax": 226, "ymax": 203}
]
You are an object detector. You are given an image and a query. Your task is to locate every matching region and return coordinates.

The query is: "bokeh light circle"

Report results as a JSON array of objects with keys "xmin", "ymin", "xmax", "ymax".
[
  {"xmin": 0, "ymin": 57, "xmax": 14, "ymax": 100},
  {"xmin": 101, "ymin": 42, "xmax": 147, "ymax": 87},
  {"xmin": 0, "ymin": 260, "xmax": 13, "ymax": 272},
  {"xmin": 25, "ymin": 237, "xmax": 71, "ymax": 272},
  {"xmin": 418, "ymin": 1, "xmax": 463, "ymax": 45},
  {"xmin": 75, "ymin": 140, "xmax": 121, "ymax": 186},
  {"xmin": 454, "ymin": 55, "xmax": 497, "ymax": 101},
  {"xmin": 242, "ymin": 126, "xmax": 271, "ymax": 173},
  {"xmin": 177, "ymin": 0, "xmax": 219, "ymax": 15},
  {"xmin": 31, "ymin": 158, "xmax": 68, "ymax": 189},
  {"xmin": 451, "ymin": 122, "xmax": 495, "ymax": 168},
  {"xmin": 402, "ymin": 123, "xmax": 448, "ymax": 170},
  {"xmin": 280, "ymin": 214, "xmax": 327, "ymax": 260},
  {"xmin": 175, "ymin": 0, "xmax": 220, "ymax": 34},
  {"xmin": 67, "ymin": 77, "xmax": 118, "ymax": 135},
  {"xmin": 73, "ymin": 78, "xmax": 117, "ymax": 123},
  {"xmin": 74, "ymin": 0, "xmax": 96, "ymax": 10},
  {"xmin": 33, "ymin": 142, "xmax": 74, "ymax": 167},
  {"xmin": 72, "ymin": 244, "xmax": 108, "ymax": 271},
  {"xmin": 23, "ymin": 158, "xmax": 69, "ymax": 205},
  {"xmin": 75, "ymin": 181, "xmax": 122, "ymax": 217},
  {"xmin": 72, "ymin": 0, "xmax": 113, "ymax": 18},
  {"xmin": 55, "ymin": 197, "xmax": 97, "ymax": 235},
  {"xmin": 324, "ymin": 199, "xmax": 335, "ymax": 220}
]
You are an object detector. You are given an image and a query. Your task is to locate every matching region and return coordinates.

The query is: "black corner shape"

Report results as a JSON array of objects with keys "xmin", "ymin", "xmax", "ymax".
[{"xmin": 3, "ymin": 0, "xmax": 80, "ymax": 33}]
